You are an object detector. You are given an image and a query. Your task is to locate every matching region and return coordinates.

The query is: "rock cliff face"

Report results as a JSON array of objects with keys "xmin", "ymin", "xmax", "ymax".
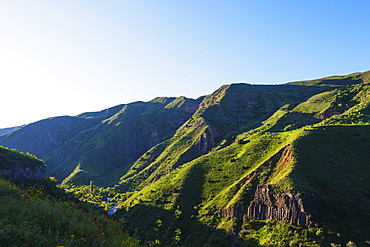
[
  {"xmin": 220, "ymin": 145, "xmax": 295, "ymax": 219},
  {"xmin": 194, "ymin": 120, "xmax": 221, "ymax": 156},
  {"xmin": 247, "ymin": 185, "xmax": 318, "ymax": 228},
  {"xmin": 2, "ymin": 163, "xmax": 46, "ymax": 181},
  {"xmin": 318, "ymin": 110, "xmax": 342, "ymax": 120}
]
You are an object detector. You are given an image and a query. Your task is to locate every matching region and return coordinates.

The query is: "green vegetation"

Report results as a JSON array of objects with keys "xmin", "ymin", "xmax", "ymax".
[
  {"xmin": 0, "ymin": 97, "xmax": 202, "ymax": 187},
  {"xmin": 288, "ymin": 125, "xmax": 370, "ymax": 240},
  {"xmin": 240, "ymin": 219, "xmax": 338, "ymax": 246},
  {"xmin": 0, "ymin": 146, "xmax": 44, "ymax": 170},
  {"xmin": 0, "ymin": 175, "xmax": 139, "ymax": 246},
  {"xmin": 1, "ymin": 70, "xmax": 370, "ymax": 246},
  {"xmin": 113, "ymin": 72, "xmax": 370, "ymax": 246}
]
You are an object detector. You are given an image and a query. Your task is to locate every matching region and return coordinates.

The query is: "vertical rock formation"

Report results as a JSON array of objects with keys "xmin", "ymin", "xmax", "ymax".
[
  {"xmin": 220, "ymin": 146, "xmax": 318, "ymax": 228},
  {"xmin": 1, "ymin": 163, "xmax": 46, "ymax": 181},
  {"xmin": 247, "ymin": 185, "xmax": 318, "ymax": 228},
  {"xmin": 195, "ymin": 124, "xmax": 220, "ymax": 155}
]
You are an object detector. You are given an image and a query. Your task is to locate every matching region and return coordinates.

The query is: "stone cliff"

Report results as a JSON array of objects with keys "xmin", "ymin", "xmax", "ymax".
[
  {"xmin": 1, "ymin": 163, "xmax": 46, "ymax": 181},
  {"xmin": 219, "ymin": 146, "xmax": 318, "ymax": 228},
  {"xmin": 194, "ymin": 120, "xmax": 221, "ymax": 156},
  {"xmin": 247, "ymin": 185, "xmax": 318, "ymax": 228}
]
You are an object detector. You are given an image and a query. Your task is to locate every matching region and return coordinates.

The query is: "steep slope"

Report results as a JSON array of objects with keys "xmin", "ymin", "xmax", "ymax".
[
  {"xmin": 114, "ymin": 71, "xmax": 370, "ymax": 246},
  {"xmin": 0, "ymin": 126, "xmax": 23, "ymax": 136},
  {"xmin": 0, "ymin": 105, "xmax": 123, "ymax": 159},
  {"xmin": 49, "ymin": 97, "xmax": 201, "ymax": 186},
  {"xmin": 116, "ymin": 83, "xmax": 331, "ymax": 192},
  {"xmin": 0, "ymin": 162, "xmax": 139, "ymax": 246},
  {"xmin": 0, "ymin": 146, "xmax": 46, "ymax": 180},
  {"xmin": 0, "ymin": 97, "xmax": 201, "ymax": 186},
  {"xmin": 119, "ymin": 126, "xmax": 370, "ymax": 246},
  {"xmin": 1, "ymin": 70, "xmax": 370, "ymax": 246}
]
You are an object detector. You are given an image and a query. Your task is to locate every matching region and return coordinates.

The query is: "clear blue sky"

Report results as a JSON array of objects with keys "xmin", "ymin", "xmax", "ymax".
[{"xmin": 0, "ymin": 0, "xmax": 369, "ymax": 128}]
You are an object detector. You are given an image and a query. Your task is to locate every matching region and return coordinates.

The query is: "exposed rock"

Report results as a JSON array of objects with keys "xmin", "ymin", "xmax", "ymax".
[
  {"xmin": 195, "ymin": 124, "xmax": 221, "ymax": 155},
  {"xmin": 148, "ymin": 131, "xmax": 161, "ymax": 148},
  {"xmin": 247, "ymin": 185, "xmax": 318, "ymax": 228},
  {"xmin": 220, "ymin": 170, "xmax": 318, "ymax": 228},
  {"xmin": 318, "ymin": 111, "xmax": 342, "ymax": 120},
  {"xmin": 221, "ymin": 206, "xmax": 246, "ymax": 219},
  {"xmin": 177, "ymin": 99, "xmax": 201, "ymax": 113},
  {"xmin": 221, "ymin": 145, "xmax": 293, "ymax": 219},
  {"xmin": 199, "ymin": 85, "xmax": 229, "ymax": 108},
  {"xmin": 1, "ymin": 163, "xmax": 46, "ymax": 181},
  {"xmin": 174, "ymin": 119, "xmax": 221, "ymax": 167}
]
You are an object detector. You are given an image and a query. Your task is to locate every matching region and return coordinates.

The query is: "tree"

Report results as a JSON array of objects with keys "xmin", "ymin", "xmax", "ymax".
[{"xmin": 89, "ymin": 181, "xmax": 94, "ymax": 194}]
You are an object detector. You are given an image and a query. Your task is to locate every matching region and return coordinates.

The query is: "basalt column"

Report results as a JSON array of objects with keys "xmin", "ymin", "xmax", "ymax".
[{"xmin": 247, "ymin": 185, "xmax": 318, "ymax": 228}]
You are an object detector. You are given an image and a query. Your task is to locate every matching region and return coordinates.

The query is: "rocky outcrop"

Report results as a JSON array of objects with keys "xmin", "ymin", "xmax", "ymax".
[
  {"xmin": 1, "ymin": 163, "xmax": 46, "ymax": 181},
  {"xmin": 177, "ymin": 98, "xmax": 202, "ymax": 113},
  {"xmin": 195, "ymin": 124, "xmax": 221, "ymax": 155},
  {"xmin": 221, "ymin": 145, "xmax": 293, "ymax": 218},
  {"xmin": 221, "ymin": 206, "xmax": 246, "ymax": 219},
  {"xmin": 220, "ymin": 147, "xmax": 317, "ymax": 228},
  {"xmin": 199, "ymin": 85, "xmax": 229, "ymax": 108},
  {"xmin": 173, "ymin": 119, "xmax": 221, "ymax": 168},
  {"xmin": 318, "ymin": 110, "xmax": 342, "ymax": 120},
  {"xmin": 247, "ymin": 185, "xmax": 318, "ymax": 228}
]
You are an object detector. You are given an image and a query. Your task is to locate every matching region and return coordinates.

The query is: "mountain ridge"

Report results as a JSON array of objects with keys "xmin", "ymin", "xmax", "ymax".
[
  {"xmin": 1, "ymin": 70, "xmax": 370, "ymax": 245},
  {"xmin": 0, "ymin": 71, "xmax": 368, "ymax": 186}
]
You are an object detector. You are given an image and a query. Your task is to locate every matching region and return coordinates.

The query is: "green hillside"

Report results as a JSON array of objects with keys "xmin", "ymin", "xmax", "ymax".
[
  {"xmin": 0, "ymin": 145, "xmax": 44, "ymax": 171},
  {"xmin": 1, "ymin": 70, "xmax": 370, "ymax": 246},
  {"xmin": 112, "ymin": 71, "xmax": 370, "ymax": 246},
  {"xmin": 0, "ymin": 126, "xmax": 22, "ymax": 136},
  {"xmin": 0, "ymin": 97, "xmax": 201, "ymax": 186},
  {"xmin": 0, "ymin": 176, "xmax": 139, "ymax": 247},
  {"xmin": 117, "ymin": 82, "xmax": 331, "ymax": 193}
]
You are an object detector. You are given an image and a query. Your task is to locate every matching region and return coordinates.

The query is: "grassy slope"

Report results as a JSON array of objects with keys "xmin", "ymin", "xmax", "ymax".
[
  {"xmin": 0, "ymin": 145, "xmax": 45, "ymax": 170},
  {"xmin": 0, "ymin": 126, "xmax": 22, "ymax": 136},
  {"xmin": 0, "ymin": 116, "xmax": 99, "ymax": 159},
  {"xmin": 0, "ymin": 97, "xmax": 201, "ymax": 186},
  {"xmin": 116, "ymin": 71, "xmax": 370, "ymax": 246},
  {"xmin": 0, "ymin": 176, "xmax": 139, "ymax": 247},
  {"xmin": 117, "ymin": 82, "xmax": 330, "ymax": 192},
  {"xmin": 289, "ymin": 126, "xmax": 370, "ymax": 239},
  {"xmin": 45, "ymin": 97, "xmax": 200, "ymax": 186},
  {"xmin": 0, "ymin": 146, "xmax": 139, "ymax": 246},
  {"xmin": 2, "ymin": 70, "xmax": 370, "ymax": 246}
]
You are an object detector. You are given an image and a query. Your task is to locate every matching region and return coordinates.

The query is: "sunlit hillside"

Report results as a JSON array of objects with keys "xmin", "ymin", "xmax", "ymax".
[{"xmin": 1, "ymin": 70, "xmax": 370, "ymax": 246}]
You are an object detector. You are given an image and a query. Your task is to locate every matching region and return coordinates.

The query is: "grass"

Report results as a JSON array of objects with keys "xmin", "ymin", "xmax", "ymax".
[
  {"xmin": 0, "ymin": 176, "xmax": 139, "ymax": 246},
  {"xmin": 3, "ymin": 70, "xmax": 370, "ymax": 246},
  {"xmin": 73, "ymin": 79, "xmax": 370, "ymax": 245},
  {"xmin": 289, "ymin": 71, "xmax": 367, "ymax": 86},
  {"xmin": 287, "ymin": 125, "xmax": 370, "ymax": 241},
  {"xmin": 116, "ymin": 86, "xmax": 370, "ymax": 245},
  {"xmin": 239, "ymin": 219, "xmax": 336, "ymax": 246},
  {"xmin": 292, "ymin": 90, "xmax": 335, "ymax": 115},
  {"xmin": 164, "ymin": 96, "xmax": 187, "ymax": 109},
  {"xmin": 118, "ymin": 115, "xmax": 213, "ymax": 191},
  {"xmin": 0, "ymin": 146, "xmax": 45, "ymax": 170}
]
